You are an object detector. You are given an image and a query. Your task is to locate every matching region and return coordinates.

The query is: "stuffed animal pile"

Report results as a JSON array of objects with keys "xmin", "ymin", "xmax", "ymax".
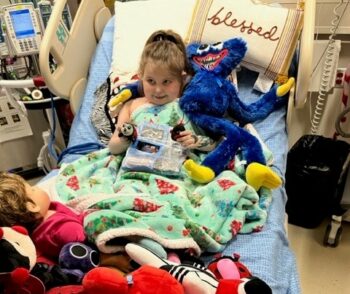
[
  {"xmin": 0, "ymin": 226, "xmax": 272, "ymax": 293},
  {"xmin": 0, "ymin": 226, "xmax": 99, "ymax": 293}
]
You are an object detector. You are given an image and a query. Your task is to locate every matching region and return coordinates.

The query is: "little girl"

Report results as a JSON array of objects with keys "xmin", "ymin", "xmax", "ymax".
[
  {"xmin": 0, "ymin": 172, "xmax": 86, "ymax": 262},
  {"xmin": 108, "ymin": 29, "xmax": 217, "ymax": 156}
]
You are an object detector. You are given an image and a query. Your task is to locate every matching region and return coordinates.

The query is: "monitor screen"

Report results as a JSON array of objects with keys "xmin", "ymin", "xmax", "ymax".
[{"xmin": 10, "ymin": 9, "xmax": 35, "ymax": 39}]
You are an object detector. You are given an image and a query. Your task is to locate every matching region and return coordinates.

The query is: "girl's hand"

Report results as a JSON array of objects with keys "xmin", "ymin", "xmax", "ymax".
[{"xmin": 175, "ymin": 130, "xmax": 198, "ymax": 149}]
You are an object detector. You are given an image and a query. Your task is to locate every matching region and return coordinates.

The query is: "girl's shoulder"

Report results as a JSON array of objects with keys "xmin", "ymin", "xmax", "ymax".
[{"xmin": 129, "ymin": 97, "xmax": 151, "ymax": 113}]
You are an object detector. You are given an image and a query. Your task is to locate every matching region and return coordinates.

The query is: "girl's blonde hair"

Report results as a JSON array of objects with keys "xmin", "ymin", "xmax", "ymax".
[
  {"xmin": 138, "ymin": 29, "xmax": 192, "ymax": 79},
  {"xmin": 0, "ymin": 172, "xmax": 41, "ymax": 232}
]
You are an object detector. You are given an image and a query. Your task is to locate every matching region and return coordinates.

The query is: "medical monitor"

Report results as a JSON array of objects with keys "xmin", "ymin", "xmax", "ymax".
[
  {"xmin": 10, "ymin": 9, "xmax": 35, "ymax": 39},
  {"xmin": 1, "ymin": 3, "xmax": 42, "ymax": 56}
]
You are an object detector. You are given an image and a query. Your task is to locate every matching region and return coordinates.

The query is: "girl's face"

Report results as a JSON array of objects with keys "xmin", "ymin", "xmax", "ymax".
[
  {"xmin": 142, "ymin": 61, "xmax": 184, "ymax": 106},
  {"xmin": 25, "ymin": 183, "xmax": 51, "ymax": 218}
]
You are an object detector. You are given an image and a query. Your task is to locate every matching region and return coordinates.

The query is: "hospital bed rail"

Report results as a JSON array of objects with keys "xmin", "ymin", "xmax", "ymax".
[{"xmin": 39, "ymin": 0, "xmax": 112, "ymax": 114}]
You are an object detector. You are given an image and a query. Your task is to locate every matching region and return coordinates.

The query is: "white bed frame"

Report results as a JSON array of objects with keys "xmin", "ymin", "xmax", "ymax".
[
  {"xmin": 39, "ymin": 0, "xmax": 112, "ymax": 113},
  {"xmin": 39, "ymin": 0, "xmax": 315, "ymax": 118}
]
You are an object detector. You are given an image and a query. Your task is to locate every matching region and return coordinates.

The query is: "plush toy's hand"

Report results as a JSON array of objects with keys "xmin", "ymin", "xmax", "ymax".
[
  {"xmin": 108, "ymin": 88, "xmax": 133, "ymax": 118},
  {"xmin": 245, "ymin": 162, "xmax": 282, "ymax": 191},
  {"xmin": 108, "ymin": 88, "xmax": 133, "ymax": 107},
  {"xmin": 183, "ymin": 159, "xmax": 215, "ymax": 184},
  {"xmin": 276, "ymin": 77, "xmax": 295, "ymax": 97}
]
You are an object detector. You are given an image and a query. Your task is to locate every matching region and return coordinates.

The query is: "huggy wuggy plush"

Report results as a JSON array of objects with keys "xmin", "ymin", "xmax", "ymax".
[
  {"xmin": 108, "ymin": 37, "xmax": 294, "ymax": 190},
  {"xmin": 178, "ymin": 38, "xmax": 294, "ymax": 188}
]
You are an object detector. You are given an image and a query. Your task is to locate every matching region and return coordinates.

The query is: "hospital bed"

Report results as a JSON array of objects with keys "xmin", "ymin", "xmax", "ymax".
[{"xmin": 37, "ymin": 0, "xmax": 316, "ymax": 293}]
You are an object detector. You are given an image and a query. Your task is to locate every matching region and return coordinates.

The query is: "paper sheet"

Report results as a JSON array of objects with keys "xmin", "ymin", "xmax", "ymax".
[{"xmin": 0, "ymin": 95, "xmax": 33, "ymax": 143}]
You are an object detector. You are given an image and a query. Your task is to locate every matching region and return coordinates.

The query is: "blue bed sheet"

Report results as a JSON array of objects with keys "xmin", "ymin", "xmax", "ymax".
[{"xmin": 50, "ymin": 16, "xmax": 300, "ymax": 294}]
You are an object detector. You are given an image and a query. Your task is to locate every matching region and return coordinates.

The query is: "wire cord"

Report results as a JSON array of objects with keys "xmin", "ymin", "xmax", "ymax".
[
  {"xmin": 335, "ymin": 106, "xmax": 350, "ymax": 137},
  {"xmin": 310, "ymin": 0, "xmax": 349, "ymax": 134}
]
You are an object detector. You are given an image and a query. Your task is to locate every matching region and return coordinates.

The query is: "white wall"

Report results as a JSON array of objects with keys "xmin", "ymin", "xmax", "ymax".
[
  {"xmin": 0, "ymin": 109, "xmax": 50, "ymax": 171},
  {"xmin": 287, "ymin": 1, "xmax": 350, "ymax": 148}
]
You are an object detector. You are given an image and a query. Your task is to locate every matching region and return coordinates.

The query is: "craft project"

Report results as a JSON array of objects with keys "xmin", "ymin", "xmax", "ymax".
[{"xmin": 121, "ymin": 122, "xmax": 187, "ymax": 176}]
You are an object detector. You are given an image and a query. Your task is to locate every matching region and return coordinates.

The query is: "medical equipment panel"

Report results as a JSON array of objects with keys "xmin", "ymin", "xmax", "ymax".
[
  {"xmin": 37, "ymin": 0, "xmax": 52, "ymax": 30},
  {"xmin": 37, "ymin": 1, "xmax": 72, "ymax": 32},
  {"xmin": 61, "ymin": 2, "xmax": 72, "ymax": 30},
  {"xmin": 1, "ymin": 3, "xmax": 42, "ymax": 56},
  {"xmin": 0, "ymin": 19, "xmax": 9, "ymax": 57}
]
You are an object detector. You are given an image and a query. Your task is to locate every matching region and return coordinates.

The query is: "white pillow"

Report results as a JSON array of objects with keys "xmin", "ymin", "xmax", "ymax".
[
  {"xmin": 110, "ymin": 0, "xmax": 196, "ymax": 88},
  {"xmin": 110, "ymin": 0, "xmax": 303, "ymax": 88}
]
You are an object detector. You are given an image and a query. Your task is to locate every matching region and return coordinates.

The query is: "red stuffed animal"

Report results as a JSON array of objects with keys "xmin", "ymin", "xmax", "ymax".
[{"xmin": 83, "ymin": 265, "xmax": 184, "ymax": 294}]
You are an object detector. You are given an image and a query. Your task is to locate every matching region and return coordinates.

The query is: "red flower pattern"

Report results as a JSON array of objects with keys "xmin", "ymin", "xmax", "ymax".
[
  {"xmin": 155, "ymin": 179, "xmax": 179, "ymax": 194},
  {"xmin": 66, "ymin": 176, "xmax": 80, "ymax": 191},
  {"xmin": 133, "ymin": 198, "xmax": 162, "ymax": 212},
  {"xmin": 231, "ymin": 220, "xmax": 242, "ymax": 236},
  {"xmin": 217, "ymin": 179, "xmax": 236, "ymax": 191}
]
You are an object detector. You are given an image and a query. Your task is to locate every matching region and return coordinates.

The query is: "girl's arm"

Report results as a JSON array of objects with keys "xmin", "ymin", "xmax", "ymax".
[
  {"xmin": 176, "ymin": 130, "xmax": 217, "ymax": 152},
  {"xmin": 108, "ymin": 101, "xmax": 133, "ymax": 155}
]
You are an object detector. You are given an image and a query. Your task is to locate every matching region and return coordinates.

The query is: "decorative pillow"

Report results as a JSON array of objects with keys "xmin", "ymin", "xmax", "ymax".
[{"xmin": 110, "ymin": 0, "xmax": 303, "ymax": 88}]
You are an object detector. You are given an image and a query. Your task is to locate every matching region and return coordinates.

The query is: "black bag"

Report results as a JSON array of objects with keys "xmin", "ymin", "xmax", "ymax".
[{"xmin": 285, "ymin": 135, "xmax": 350, "ymax": 228}]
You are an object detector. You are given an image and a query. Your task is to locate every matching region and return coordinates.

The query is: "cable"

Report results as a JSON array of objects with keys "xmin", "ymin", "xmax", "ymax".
[
  {"xmin": 37, "ymin": 93, "xmax": 62, "ymax": 173},
  {"xmin": 37, "ymin": 130, "xmax": 62, "ymax": 174},
  {"xmin": 335, "ymin": 106, "xmax": 350, "ymax": 137},
  {"xmin": 335, "ymin": 65, "xmax": 350, "ymax": 137},
  {"xmin": 310, "ymin": 0, "xmax": 350, "ymax": 134},
  {"xmin": 57, "ymin": 142, "xmax": 105, "ymax": 164},
  {"xmin": 47, "ymin": 93, "xmax": 59, "ymax": 161}
]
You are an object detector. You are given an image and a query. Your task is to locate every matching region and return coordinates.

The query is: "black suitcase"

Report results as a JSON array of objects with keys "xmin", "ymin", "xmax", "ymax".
[{"xmin": 285, "ymin": 135, "xmax": 350, "ymax": 228}]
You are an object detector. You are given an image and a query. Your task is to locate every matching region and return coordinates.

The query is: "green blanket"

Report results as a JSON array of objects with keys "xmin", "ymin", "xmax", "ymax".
[{"xmin": 56, "ymin": 148, "xmax": 272, "ymax": 255}]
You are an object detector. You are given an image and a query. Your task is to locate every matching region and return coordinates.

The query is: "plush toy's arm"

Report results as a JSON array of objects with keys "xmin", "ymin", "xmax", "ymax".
[
  {"xmin": 228, "ymin": 78, "xmax": 294, "ymax": 125},
  {"xmin": 108, "ymin": 81, "xmax": 142, "ymax": 119}
]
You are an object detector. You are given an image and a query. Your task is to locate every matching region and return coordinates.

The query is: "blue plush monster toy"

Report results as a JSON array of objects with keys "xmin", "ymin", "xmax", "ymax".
[
  {"xmin": 178, "ymin": 38, "xmax": 294, "ymax": 189},
  {"xmin": 108, "ymin": 37, "xmax": 294, "ymax": 190}
]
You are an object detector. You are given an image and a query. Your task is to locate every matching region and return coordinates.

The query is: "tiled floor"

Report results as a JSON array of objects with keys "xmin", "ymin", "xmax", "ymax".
[{"xmin": 288, "ymin": 219, "xmax": 350, "ymax": 294}]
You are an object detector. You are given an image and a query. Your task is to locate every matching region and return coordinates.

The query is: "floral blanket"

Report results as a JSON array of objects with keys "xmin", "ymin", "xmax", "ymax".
[{"xmin": 56, "ymin": 148, "xmax": 272, "ymax": 255}]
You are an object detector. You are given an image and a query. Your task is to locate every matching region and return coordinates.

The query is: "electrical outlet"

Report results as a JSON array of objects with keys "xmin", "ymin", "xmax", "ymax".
[{"xmin": 335, "ymin": 68, "xmax": 346, "ymax": 88}]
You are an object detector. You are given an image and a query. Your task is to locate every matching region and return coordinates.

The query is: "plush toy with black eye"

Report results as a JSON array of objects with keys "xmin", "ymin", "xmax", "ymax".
[
  {"xmin": 118, "ymin": 122, "xmax": 137, "ymax": 141},
  {"xmin": 58, "ymin": 242, "xmax": 100, "ymax": 284}
]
